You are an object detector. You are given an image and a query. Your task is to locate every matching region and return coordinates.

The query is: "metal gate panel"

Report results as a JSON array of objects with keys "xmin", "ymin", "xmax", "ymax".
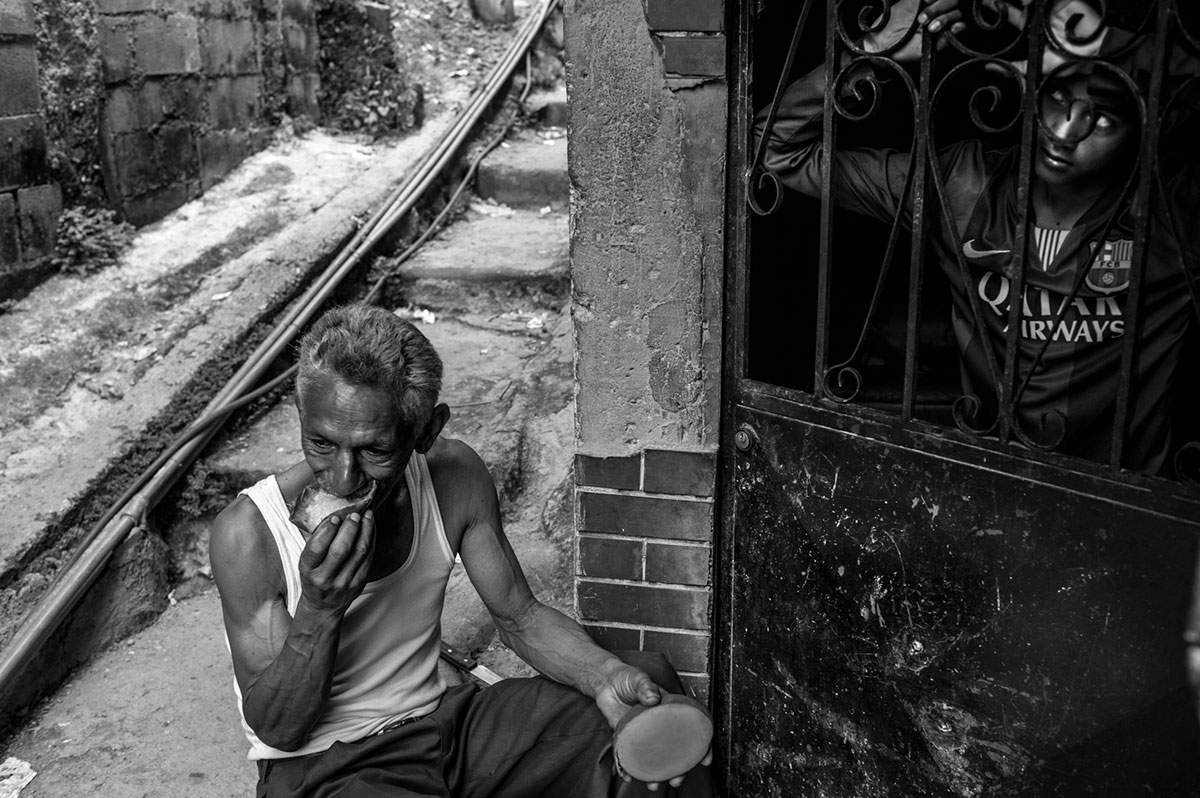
[{"xmin": 722, "ymin": 400, "xmax": 1198, "ymax": 795}]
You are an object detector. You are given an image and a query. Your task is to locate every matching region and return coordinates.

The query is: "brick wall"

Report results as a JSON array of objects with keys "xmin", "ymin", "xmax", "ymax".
[
  {"xmin": 648, "ymin": 0, "xmax": 725, "ymax": 86},
  {"xmin": 577, "ymin": 449, "xmax": 717, "ymax": 701},
  {"xmin": 0, "ymin": 0, "xmax": 63, "ymax": 290},
  {"xmin": 97, "ymin": 0, "xmax": 321, "ymax": 224}
]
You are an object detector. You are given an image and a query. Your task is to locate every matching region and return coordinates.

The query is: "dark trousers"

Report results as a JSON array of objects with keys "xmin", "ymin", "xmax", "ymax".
[{"xmin": 256, "ymin": 651, "xmax": 718, "ymax": 798}]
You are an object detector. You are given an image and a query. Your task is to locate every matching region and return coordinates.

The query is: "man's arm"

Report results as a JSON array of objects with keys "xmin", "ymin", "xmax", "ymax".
[
  {"xmin": 753, "ymin": 0, "xmax": 964, "ymax": 222},
  {"xmin": 209, "ymin": 493, "xmax": 374, "ymax": 751},
  {"xmin": 444, "ymin": 442, "xmax": 651, "ymax": 720},
  {"xmin": 438, "ymin": 441, "xmax": 704, "ymax": 786},
  {"xmin": 754, "ymin": 59, "xmax": 912, "ymax": 223}
]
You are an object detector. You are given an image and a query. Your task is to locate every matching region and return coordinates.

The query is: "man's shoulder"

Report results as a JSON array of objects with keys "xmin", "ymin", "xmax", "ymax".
[
  {"xmin": 938, "ymin": 140, "xmax": 1012, "ymax": 181},
  {"xmin": 210, "ymin": 473, "xmax": 294, "ymax": 587},
  {"xmin": 424, "ymin": 437, "xmax": 496, "ymax": 506},
  {"xmin": 211, "ymin": 495, "xmax": 271, "ymax": 564},
  {"xmin": 426, "ymin": 436, "xmax": 487, "ymax": 473},
  {"xmin": 937, "ymin": 141, "xmax": 1015, "ymax": 228},
  {"xmin": 421, "ymin": 437, "xmax": 496, "ymax": 544}
]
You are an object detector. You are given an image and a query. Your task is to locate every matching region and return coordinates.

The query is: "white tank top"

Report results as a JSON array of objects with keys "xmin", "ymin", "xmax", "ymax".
[{"xmin": 231, "ymin": 452, "xmax": 456, "ymax": 760}]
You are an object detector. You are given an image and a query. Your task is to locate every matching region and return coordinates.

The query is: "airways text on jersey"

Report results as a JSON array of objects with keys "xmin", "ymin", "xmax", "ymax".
[{"xmin": 976, "ymin": 272, "xmax": 1125, "ymax": 343}]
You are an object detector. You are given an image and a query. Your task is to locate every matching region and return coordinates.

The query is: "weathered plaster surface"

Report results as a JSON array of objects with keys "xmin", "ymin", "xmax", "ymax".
[{"xmin": 566, "ymin": 0, "xmax": 726, "ymax": 456}]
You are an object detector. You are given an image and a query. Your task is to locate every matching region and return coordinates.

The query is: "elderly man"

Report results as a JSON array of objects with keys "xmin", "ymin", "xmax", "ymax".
[{"xmin": 210, "ymin": 304, "xmax": 715, "ymax": 797}]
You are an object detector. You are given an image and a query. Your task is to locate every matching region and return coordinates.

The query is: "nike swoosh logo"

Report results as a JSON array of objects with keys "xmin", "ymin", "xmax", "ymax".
[{"xmin": 962, "ymin": 239, "xmax": 1012, "ymax": 259}]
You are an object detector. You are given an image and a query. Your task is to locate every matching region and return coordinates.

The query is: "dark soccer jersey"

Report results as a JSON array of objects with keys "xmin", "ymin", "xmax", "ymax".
[{"xmin": 756, "ymin": 64, "xmax": 1200, "ymax": 473}]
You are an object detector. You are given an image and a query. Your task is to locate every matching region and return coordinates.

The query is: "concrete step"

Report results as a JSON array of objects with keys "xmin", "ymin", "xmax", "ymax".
[
  {"xmin": 393, "ymin": 202, "xmax": 569, "ymax": 313},
  {"xmin": 475, "ymin": 129, "xmax": 568, "ymax": 210}
]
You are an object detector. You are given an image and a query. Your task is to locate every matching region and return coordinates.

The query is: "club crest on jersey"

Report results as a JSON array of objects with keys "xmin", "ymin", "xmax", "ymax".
[{"xmin": 1085, "ymin": 239, "xmax": 1133, "ymax": 294}]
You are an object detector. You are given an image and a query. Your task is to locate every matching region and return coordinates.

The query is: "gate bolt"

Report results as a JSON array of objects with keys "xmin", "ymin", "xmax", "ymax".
[{"xmin": 734, "ymin": 425, "xmax": 757, "ymax": 452}]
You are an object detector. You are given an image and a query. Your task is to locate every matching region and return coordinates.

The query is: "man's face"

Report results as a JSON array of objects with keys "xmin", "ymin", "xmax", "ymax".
[
  {"xmin": 1034, "ymin": 73, "xmax": 1138, "ymax": 189},
  {"xmin": 297, "ymin": 371, "xmax": 418, "ymax": 507}
]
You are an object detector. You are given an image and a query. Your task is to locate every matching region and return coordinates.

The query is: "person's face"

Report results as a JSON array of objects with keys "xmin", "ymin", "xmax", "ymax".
[
  {"xmin": 1034, "ymin": 73, "xmax": 1138, "ymax": 189},
  {"xmin": 297, "ymin": 371, "xmax": 417, "ymax": 506}
]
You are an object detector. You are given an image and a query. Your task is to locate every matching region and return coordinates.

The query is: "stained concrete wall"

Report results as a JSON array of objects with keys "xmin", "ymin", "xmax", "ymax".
[
  {"xmin": 565, "ymin": 0, "xmax": 726, "ymax": 701},
  {"xmin": 97, "ymin": 0, "xmax": 321, "ymax": 224},
  {"xmin": 0, "ymin": 0, "xmax": 63, "ymax": 291}
]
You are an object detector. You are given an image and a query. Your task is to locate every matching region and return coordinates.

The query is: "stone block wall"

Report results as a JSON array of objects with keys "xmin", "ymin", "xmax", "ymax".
[
  {"xmin": 97, "ymin": 0, "xmax": 321, "ymax": 224},
  {"xmin": 565, "ymin": 0, "xmax": 726, "ymax": 703},
  {"xmin": 0, "ymin": 0, "xmax": 63, "ymax": 290}
]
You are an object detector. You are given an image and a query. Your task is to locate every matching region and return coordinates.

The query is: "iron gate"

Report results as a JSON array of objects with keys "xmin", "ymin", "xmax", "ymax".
[{"xmin": 719, "ymin": 1, "xmax": 1200, "ymax": 795}]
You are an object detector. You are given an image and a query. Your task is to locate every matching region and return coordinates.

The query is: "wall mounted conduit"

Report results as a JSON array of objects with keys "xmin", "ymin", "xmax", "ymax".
[{"xmin": 0, "ymin": 0, "xmax": 560, "ymax": 701}]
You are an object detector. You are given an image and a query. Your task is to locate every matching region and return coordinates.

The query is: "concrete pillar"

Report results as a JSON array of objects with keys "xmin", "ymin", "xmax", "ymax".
[{"xmin": 565, "ymin": 0, "xmax": 727, "ymax": 700}]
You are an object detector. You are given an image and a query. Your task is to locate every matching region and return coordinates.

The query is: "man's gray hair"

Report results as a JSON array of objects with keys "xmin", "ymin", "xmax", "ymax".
[{"xmin": 296, "ymin": 305, "xmax": 443, "ymax": 428}]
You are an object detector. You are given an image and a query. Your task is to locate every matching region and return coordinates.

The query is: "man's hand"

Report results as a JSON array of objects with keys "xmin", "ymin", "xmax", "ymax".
[
  {"xmin": 297, "ymin": 510, "xmax": 375, "ymax": 615},
  {"xmin": 862, "ymin": 0, "xmax": 966, "ymax": 62},
  {"xmin": 595, "ymin": 664, "xmax": 714, "ymax": 791}
]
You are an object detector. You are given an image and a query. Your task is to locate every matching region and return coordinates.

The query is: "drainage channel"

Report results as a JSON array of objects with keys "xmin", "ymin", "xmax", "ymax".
[{"xmin": 0, "ymin": 0, "xmax": 563, "ymax": 732}]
